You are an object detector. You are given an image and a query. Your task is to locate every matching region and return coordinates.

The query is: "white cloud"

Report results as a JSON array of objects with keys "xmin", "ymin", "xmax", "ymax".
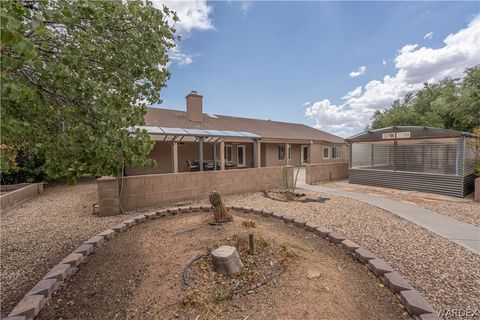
[
  {"xmin": 423, "ymin": 31, "xmax": 434, "ymax": 40},
  {"xmin": 306, "ymin": 15, "xmax": 480, "ymax": 138},
  {"xmin": 153, "ymin": 1, "xmax": 213, "ymax": 34},
  {"xmin": 168, "ymin": 46, "xmax": 193, "ymax": 66},
  {"xmin": 349, "ymin": 66, "xmax": 367, "ymax": 77},
  {"xmin": 302, "ymin": 101, "xmax": 311, "ymax": 106},
  {"xmin": 382, "ymin": 58, "xmax": 387, "ymax": 65},
  {"xmin": 239, "ymin": 1, "xmax": 253, "ymax": 15}
]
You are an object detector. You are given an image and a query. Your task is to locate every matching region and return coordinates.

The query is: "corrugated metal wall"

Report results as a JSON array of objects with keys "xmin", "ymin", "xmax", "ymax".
[{"xmin": 349, "ymin": 137, "xmax": 478, "ymax": 197}]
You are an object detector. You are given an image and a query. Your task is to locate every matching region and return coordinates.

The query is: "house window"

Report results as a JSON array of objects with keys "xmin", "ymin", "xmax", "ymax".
[
  {"xmin": 288, "ymin": 145, "xmax": 292, "ymax": 160},
  {"xmin": 225, "ymin": 145, "xmax": 233, "ymax": 162},
  {"xmin": 323, "ymin": 147, "xmax": 329, "ymax": 159},
  {"xmin": 278, "ymin": 144, "xmax": 285, "ymax": 160},
  {"xmin": 332, "ymin": 147, "xmax": 341, "ymax": 159}
]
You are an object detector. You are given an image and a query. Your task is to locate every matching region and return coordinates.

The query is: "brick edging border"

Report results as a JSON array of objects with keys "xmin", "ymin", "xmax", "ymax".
[{"xmin": 6, "ymin": 206, "xmax": 440, "ymax": 320}]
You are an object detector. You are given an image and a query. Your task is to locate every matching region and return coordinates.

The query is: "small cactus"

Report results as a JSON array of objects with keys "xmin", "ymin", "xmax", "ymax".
[{"xmin": 209, "ymin": 190, "xmax": 232, "ymax": 223}]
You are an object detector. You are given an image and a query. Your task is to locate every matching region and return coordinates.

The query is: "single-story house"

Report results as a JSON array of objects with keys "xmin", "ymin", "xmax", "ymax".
[
  {"xmin": 126, "ymin": 91, "xmax": 346, "ymax": 175},
  {"xmin": 347, "ymin": 126, "xmax": 479, "ymax": 197}
]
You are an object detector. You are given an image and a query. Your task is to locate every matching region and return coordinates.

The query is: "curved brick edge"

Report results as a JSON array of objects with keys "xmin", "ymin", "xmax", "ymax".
[{"xmin": 8, "ymin": 205, "xmax": 438, "ymax": 320}]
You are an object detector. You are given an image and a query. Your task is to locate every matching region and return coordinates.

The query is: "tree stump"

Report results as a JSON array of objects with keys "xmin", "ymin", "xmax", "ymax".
[{"xmin": 211, "ymin": 245, "xmax": 244, "ymax": 276}]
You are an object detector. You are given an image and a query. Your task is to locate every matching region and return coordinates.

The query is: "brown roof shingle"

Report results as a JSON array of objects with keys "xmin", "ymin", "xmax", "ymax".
[{"xmin": 144, "ymin": 107, "xmax": 344, "ymax": 143}]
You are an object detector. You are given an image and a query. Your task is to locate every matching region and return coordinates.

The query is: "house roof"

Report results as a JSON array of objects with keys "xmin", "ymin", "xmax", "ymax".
[
  {"xmin": 144, "ymin": 107, "xmax": 345, "ymax": 143},
  {"xmin": 347, "ymin": 126, "xmax": 476, "ymax": 143}
]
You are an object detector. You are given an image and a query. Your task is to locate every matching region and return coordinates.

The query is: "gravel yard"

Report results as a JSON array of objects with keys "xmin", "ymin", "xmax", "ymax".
[
  {"xmin": 321, "ymin": 181, "xmax": 480, "ymax": 228},
  {"xmin": 0, "ymin": 178, "xmax": 138, "ymax": 317},
  {"xmin": 223, "ymin": 191, "xmax": 480, "ymax": 318},
  {"xmin": 2, "ymin": 180, "xmax": 479, "ymax": 319}
]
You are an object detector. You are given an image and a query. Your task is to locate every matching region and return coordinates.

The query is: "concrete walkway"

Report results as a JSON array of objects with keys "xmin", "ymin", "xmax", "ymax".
[{"xmin": 298, "ymin": 183, "xmax": 480, "ymax": 255}]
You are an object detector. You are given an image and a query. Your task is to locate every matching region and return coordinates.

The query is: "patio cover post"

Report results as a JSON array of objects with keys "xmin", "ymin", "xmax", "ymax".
[
  {"xmin": 256, "ymin": 141, "xmax": 261, "ymax": 167},
  {"xmin": 220, "ymin": 141, "xmax": 225, "ymax": 170},
  {"xmin": 213, "ymin": 143, "xmax": 217, "ymax": 171},
  {"xmin": 172, "ymin": 142, "xmax": 178, "ymax": 173},
  {"xmin": 286, "ymin": 143, "xmax": 290, "ymax": 166},
  {"xmin": 253, "ymin": 139, "xmax": 258, "ymax": 168},
  {"xmin": 199, "ymin": 137, "xmax": 204, "ymax": 172}
]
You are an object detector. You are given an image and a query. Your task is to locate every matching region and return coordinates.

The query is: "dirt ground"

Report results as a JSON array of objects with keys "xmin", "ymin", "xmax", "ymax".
[
  {"xmin": 0, "ymin": 178, "xmax": 139, "ymax": 317},
  {"xmin": 38, "ymin": 211, "xmax": 410, "ymax": 320}
]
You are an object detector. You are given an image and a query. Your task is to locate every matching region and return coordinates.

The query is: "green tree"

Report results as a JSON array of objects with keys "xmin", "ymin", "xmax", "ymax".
[
  {"xmin": 371, "ymin": 66, "xmax": 480, "ymax": 132},
  {"xmin": 1, "ymin": 0, "xmax": 178, "ymax": 183}
]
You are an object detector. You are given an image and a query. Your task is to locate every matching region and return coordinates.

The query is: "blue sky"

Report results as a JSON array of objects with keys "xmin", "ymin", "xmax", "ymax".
[{"xmin": 154, "ymin": 1, "xmax": 480, "ymax": 137}]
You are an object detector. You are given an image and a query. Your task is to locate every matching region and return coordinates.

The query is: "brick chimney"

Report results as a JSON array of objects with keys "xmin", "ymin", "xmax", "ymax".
[{"xmin": 186, "ymin": 91, "xmax": 203, "ymax": 121}]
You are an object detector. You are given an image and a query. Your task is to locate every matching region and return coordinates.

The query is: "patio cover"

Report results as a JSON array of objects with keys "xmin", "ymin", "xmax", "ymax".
[{"xmin": 131, "ymin": 126, "xmax": 261, "ymax": 142}]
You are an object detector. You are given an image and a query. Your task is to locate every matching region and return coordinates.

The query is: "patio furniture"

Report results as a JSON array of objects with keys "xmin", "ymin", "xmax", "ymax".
[
  {"xmin": 186, "ymin": 160, "xmax": 199, "ymax": 172},
  {"xmin": 225, "ymin": 161, "xmax": 236, "ymax": 170},
  {"xmin": 204, "ymin": 160, "xmax": 215, "ymax": 170}
]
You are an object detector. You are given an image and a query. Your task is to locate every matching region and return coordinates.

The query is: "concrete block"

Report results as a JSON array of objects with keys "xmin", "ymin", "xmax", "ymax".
[
  {"xmin": 111, "ymin": 223, "xmax": 127, "ymax": 233},
  {"xmin": 368, "ymin": 258, "xmax": 395, "ymax": 276},
  {"xmin": 253, "ymin": 209, "xmax": 263, "ymax": 215},
  {"xmin": 384, "ymin": 271, "xmax": 414, "ymax": 293},
  {"xmin": 8, "ymin": 295, "xmax": 45, "ymax": 319},
  {"xmin": 123, "ymin": 218, "xmax": 137, "ymax": 227},
  {"xmin": 26, "ymin": 279, "xmax": 58, "ymax": 298},
  {"xmin": 98, "ymin": 229, "xmax": 115, "ymax": 239},
  {"xmin": 415, "ymin": 313, "xmax": 442, "ymax": 320},
  {"xmin": 145, "ymin": 212, "xmax": 157, "ymax": 219},
  {"xmin": 73, "ymin": 244, "xmax": 94, "ymax": 257},
  {"xmin": 84, "ymin": 235, "xmax": 105, "ymax": 248},
  {"xmin": 282, "ymin": 215, "xmax": 295, "ymax": 223},
  {"xmin": 272, "ymin": 212, "xmax": 284, "ymax": 219},
  {"xmin": 293, "ymin": 219, "xmax": 306, "ymax": 227},
  {"xmin": 156, "ymin": 210, "xmax": 168, "ymax": 217},
  {"xmin": 400, "ymin": 290, "xmax": 436, "ymax": 316},
  {"xmin": 243, "ymin": 207, "xmax": 253, "ymax": 213},
  {"xmin": 233, "ymin": 206, "xmax": 243, "ymax": 211},
  {"xmin": 61, "ymin": 253, "xmax": 84, "ymax": 267},
  {"xmin": 167, "ymin": 208, "xmax": 179, "ymax": 214},
  {"xmin": 261, "ymin": 210, "xmax": 273, "ymax": 217},
  {"xmin": 178, "ymin": 206, "xmax": 191, "ymax": 213},
  {"xmin": 341, "ymin": 239, "xmax": 360, "ymax": 252},
  {"xmin": 354, "ymin": 247, "xmax": 377, "ymax": 263},
  {"xmin": 3, "ymin": 316, "xmax": 27, "ymax": 320},
  {"xmin": 328, "ymin": 232, "xmax": 346, "ymax": 244},
  {"xmin": 43, "ymin": 264, "xmax": 71, "ymax": 282},
  {"xmin": 304, "ymin": 222, "xmax": 319, "ymax": 231},
  {"xmin": 133, "ymin": 215, "xmax": 147, "ymax": 223},
  {"xmin": 314, "ymin": 227, "xmax": 331, "ymax": 237}
]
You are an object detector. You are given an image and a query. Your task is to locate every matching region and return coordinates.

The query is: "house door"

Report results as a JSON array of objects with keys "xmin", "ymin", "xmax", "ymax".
[
  {"xmin": 301, "ymin": 145, "xmax": 309, "ymax": 163},
  {"xmin": 237, "ymin": 145, "xmax": 246, "ymax": 167}
]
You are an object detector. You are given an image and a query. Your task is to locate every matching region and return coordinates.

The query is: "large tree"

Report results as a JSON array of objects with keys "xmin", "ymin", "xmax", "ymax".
[
  {"xmin": 371, "ymin": 66, "xmax": 480, "ymax": 132},
  {"xmin": 1, "ymin": 0, "xmax": 178, "ymax": 183}
]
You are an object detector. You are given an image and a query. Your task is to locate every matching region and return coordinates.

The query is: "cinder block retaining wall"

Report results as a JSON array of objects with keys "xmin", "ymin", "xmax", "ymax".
[
  {"xmin": 305, "ymin": 161, "xmax": 349, "ymax": 184},
  {"xmin": 0, "ymin": 183, "xmax": 44, "ymax": 212},
  {"xmin": 98, "ymin": 166, "xmax": 294, "ymax": 215}
]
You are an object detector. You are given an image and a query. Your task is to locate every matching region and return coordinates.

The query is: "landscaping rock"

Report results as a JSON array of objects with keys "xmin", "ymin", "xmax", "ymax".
[
  {"xmin": 8, "ymin": 295, "xmax": 44, "ymax": 319},
  {"xmin": 191, "ymin": 206, "xmax": 202, "ymax": 212},
  {"xmin": 368, "ymin": 258, "xmax": 395, "ymax": 276},
  {"xmin": 111, "ymin": 223, "xmax": 127, "ymax": 233},
  {"xmin": 211, "ymin": 245, "xmax": 244, "ymax": 276},
  {"xmin": 61, "ymin": 253, "xmax": 84, "ymax": 267},
  {"xmin": 293, "ymin": 219, "xmax": 306, "ymax": 227},
  {"xmin": 243, "ymin": 207, "xmax": 253, "ymax": 213},
  {"xmin": 307, "ymin": 269, "xmax": 322, "ymax": 279},
  {"xmin": 43, "ymin": 264, "xmax": 71, "ymax": 282},
  {"xmin": 73, "ymin": 244, "xmax": 94, "ymax": 257},
  {"xmin": 98, "ymin": 229, "xmax": 115, "ymax": 239},
  {"xmin": 354, "ymin": 247, "xmax": 377, "ymax": 263},
  {"xmin": 328, "ymin": 232, "xmax": 346, "ymax": 244},
  {"xmin": 314, "ymin": 227, "xmax": 331, "ymax": 237},
  {"xmin": 84, "ymin": 235, "xmax": 105, "ymax": 248},
  {"xmin": 179, "ymin": 207, "xmax": 191, "ymax": 213},
  {"xmin": 167, "ymin": 208, "xmax": 178, "ymax": 214},
  {"xmin": 400, "ymin": 290, "xmax": 436, "ymax": 316},
  {"xmin": 304, "ymin": 222, "xmax": 319, "ymax": 231},
  {"xmin": 384, "ymin": 271, "xmax": 414, "ymax": 293},
  {"xmin": 26, "ymin": 279, "xmax": 58, "ymax": 298},
  {"xmin": 253, "ymin": 209, "xmax": 263, "ymax": 215},
  {"xmin": 341, "ymin": 239, "xmax": 360, "ymax": 252}
]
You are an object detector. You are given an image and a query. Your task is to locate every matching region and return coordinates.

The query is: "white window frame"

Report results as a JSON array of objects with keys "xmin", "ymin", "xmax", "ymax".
[
  {"xmin": 237, "ymin": 145, "xmax": 246, "ymax": 167},
  {"xmin": 332, "ymin": 147, "xmax": 341, "ymax": 159},
  {"xmin": 323, "ymin": 147, "xmax": 330, "ymax": 159},
  {"xmin": 225, "ymin": 145, "xmax": 233, "ymax": 162},
  {"xmin": 278, "ymin": 144, "xmax": 285, "ymax": 160},
  {"xmin": 288, "ymin": 144, "xmax": 292, "ymax": 160}
]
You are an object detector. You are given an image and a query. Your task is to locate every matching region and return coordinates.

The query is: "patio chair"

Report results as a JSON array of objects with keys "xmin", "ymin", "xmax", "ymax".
[
  {"xmin": 186, "ymin": 160, "xmax": 199, "ymax": 172},
  {"xmin": 204, "ymin": 160, "xmax": 215, "ymax": 170}
]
